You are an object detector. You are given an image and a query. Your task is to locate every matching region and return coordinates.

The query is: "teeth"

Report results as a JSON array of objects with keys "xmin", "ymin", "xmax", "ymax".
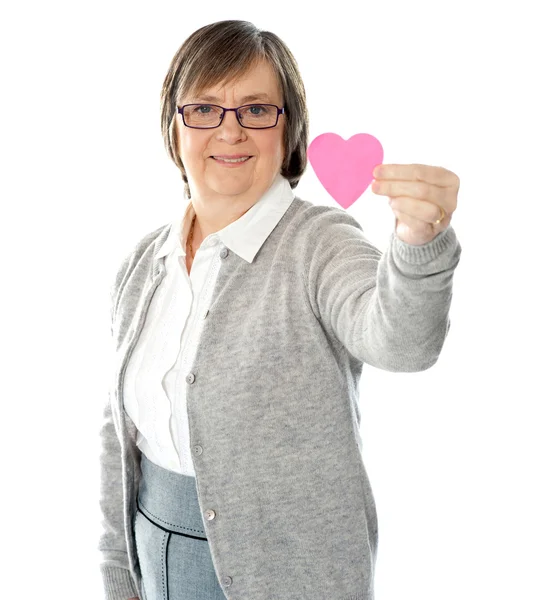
[{"xmin": 214, "ymin": 156, "xmax": 250, "ymax": 163}]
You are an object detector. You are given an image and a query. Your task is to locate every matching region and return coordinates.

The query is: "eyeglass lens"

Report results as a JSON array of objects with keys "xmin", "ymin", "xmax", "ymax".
[{"xmin": 183, "ymin": 104, "xmax": 278, "ymax": 128}]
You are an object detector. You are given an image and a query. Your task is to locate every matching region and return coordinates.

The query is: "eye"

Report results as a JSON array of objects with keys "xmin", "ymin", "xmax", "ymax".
[{"xmin": 248, "ymin": 105, "xmax": 265, "ymax": 114}]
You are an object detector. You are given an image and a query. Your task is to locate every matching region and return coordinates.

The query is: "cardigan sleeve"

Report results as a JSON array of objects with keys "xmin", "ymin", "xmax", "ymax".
[
  {"xmin": 303, "ymin": 208, "xmax": 462, "ymax": 372},
  {"xmin": 97, "ymin": 258, "xmax": 139, "ymax": 600},
  {"xmin": 97, "ymin": 393, "xmax": 140, "ymax": 600}
]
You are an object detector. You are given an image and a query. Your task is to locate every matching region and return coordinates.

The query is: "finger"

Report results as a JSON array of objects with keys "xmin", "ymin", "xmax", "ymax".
[
  {"xmin": 373, "ymin": 180, "xmax": 447, "ymax": 209},
  {"xmin": 392, "ymin": 208, "xmax": 434, "ymax": 233},
  {"xmin": 388, "ymin": 196, "xmax": 444, "ymax": 224},
  {"xmin": 374, "ymin": 163, "xmax": 458, "ymax": 188}
]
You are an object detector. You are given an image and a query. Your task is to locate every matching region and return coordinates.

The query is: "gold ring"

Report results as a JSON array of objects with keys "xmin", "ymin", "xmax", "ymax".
[{"xmin": 432, "ymin": 205, "xmax": 445, "ymax": 225}]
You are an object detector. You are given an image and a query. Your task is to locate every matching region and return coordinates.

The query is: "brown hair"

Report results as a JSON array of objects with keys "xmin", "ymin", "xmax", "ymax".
[{"xmin": 160, "ymin": 20, "xmax": 309, "ymax": 199}]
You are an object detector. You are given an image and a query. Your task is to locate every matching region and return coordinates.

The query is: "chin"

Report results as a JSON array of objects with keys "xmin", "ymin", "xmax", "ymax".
[{"xmin": 205, "ymin": 180, "xmax": 254, "ymax": 193}]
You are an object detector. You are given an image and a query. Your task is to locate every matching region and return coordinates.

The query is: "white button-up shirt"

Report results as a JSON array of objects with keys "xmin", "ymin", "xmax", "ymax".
[{"xmin": 123, "ymin": 173, "xmax": 296, "ymax": 475}]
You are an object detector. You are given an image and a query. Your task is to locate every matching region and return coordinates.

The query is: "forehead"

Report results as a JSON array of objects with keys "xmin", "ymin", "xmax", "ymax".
[{"xmin": 188, "ymin": 61, "xmax": 281, "ymax": 103}]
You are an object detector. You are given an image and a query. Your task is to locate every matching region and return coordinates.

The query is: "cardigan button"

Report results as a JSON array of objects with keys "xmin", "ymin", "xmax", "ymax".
[
  {"xmin": 204, "ymin": 509, "xmax": 216, "ymax": 520},
  {"xmin": 220, "ymin": 247, "xmax": 229, "ymax": 258},
  {"xmin": 186, "ymin": 373, "xmax": 195, "ymax": 384},
  {"xmin": 193, "ymin": 445, "xmax": 203, "ymax": 455},
  {"xmin": 221, "ymin": 576, "xmax": 233, "ymax": 586}
]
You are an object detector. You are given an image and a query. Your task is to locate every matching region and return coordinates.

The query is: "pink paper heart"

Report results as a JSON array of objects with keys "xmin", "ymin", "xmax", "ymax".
[{"xmin": 308, "ymin": 133, "xmax": 384, "ymax": 209}]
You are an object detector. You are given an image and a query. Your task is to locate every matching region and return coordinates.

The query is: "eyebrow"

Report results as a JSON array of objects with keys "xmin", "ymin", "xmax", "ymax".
[{"xmin": 194, "ymin": 93, "xmax": 272, "ymax": 104}]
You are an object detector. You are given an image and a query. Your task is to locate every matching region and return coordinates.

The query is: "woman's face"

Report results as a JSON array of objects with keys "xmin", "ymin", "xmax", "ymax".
[{"xmin": 175, "ymin": 59, "xmax": 286, "ymax": 203}]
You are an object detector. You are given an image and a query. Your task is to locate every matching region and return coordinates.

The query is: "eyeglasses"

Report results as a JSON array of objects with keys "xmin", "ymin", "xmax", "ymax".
[{"xmin": 178, "ymin": 103, "xmax": 285, "ymax": 129}]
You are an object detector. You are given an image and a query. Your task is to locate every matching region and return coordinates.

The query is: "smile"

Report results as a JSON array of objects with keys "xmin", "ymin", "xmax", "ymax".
[{"xmin": 212, "ymin": 156, "xmax": 251, "ymax": 162}]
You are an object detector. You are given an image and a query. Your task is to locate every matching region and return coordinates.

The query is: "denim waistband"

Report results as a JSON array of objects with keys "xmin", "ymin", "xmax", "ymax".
[{"xmin": 137, "ymin": 452, "xmax": 207, "ymax": 540}]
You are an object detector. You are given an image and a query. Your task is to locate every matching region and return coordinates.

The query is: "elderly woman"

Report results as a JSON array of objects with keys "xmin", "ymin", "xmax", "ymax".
[{"xmin": 98, "ymin": 19, "xmax": 461, "ymax": 600}]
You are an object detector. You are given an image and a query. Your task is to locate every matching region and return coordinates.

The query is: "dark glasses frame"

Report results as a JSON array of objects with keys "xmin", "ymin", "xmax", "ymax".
[{"xmin": 177, "ymin": 103, "xmax": 285, "ymax": 129}]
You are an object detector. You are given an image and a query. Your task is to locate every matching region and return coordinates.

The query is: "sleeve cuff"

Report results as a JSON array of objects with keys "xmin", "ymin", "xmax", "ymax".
[
  {"xmin": 100, "ymin": 564, "xmax": 139, "ymax": 600},
  {"xmin": 391, "ymin": 224, "xmax": 459, "ymax": 265}
]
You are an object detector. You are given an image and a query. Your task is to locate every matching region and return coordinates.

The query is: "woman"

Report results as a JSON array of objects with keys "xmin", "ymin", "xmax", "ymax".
[{"xmin": 98, "ymin": 19, "xmax": 462, "ymax": 600}]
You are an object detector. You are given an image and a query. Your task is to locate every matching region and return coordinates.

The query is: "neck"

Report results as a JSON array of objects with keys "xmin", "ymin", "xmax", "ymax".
[
  {"xmin": 188, "ymin": 177, "xmax": 276, "ymax": 240},
  {"xmin": 188, "ymin": 215, "xmax": 199, "ymax": 259}
]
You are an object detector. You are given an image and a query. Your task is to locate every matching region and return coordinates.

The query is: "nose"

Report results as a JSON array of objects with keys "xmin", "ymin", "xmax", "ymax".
[
  {"xmin": 215, "ymin": 109, "xmax": 247, "ymax": 143},
  {"xmin": 221, "ymin": 108, "xmax": 243, "ymax": 128}
]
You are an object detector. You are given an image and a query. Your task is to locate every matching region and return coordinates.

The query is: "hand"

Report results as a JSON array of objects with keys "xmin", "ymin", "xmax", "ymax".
[{"xmin": 371, "ymin": 163, "xmax": 459, "ymax": 246}]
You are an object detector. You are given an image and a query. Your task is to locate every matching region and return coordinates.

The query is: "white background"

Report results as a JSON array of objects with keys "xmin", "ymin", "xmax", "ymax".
[{"xmin": 1, "ymin": 1, "xmax": 547, "ymax": 599}]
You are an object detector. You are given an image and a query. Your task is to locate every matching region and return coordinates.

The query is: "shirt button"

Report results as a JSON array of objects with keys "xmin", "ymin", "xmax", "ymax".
[
  {"xmin": 221, "ymin": 576, "xmax": 233, "ymax": 586},
  {"xmin": 186, "ymin": 373, "xmax": 196, "ymax": 384},
  {"xmin": 203, "ymin": 309, "xmax": 209, "ymax": 319},
  {"xmin": 204, "ymin": 509, "xmax": 216, "ymax": 520},
  {"xmin": 220, "ymin": 247, "xmax": 229, "ymax": 259}
]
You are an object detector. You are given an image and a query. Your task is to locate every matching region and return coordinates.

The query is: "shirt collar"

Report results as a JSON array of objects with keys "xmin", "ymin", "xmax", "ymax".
[{"xmin": 154, "ymin": 172, "xmax": 295, "ymax": 264}]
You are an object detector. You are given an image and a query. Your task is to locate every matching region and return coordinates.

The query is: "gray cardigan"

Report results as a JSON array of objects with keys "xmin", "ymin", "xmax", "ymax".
[{"xmin": 98, "ymin": 195, "xmax": 462, "ymax": 600}]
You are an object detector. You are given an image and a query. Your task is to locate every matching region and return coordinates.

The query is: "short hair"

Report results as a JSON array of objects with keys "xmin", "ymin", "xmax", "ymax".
[{"xmin": 160, "ymin": 20, "xmax": 309, "ymax": 199}]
